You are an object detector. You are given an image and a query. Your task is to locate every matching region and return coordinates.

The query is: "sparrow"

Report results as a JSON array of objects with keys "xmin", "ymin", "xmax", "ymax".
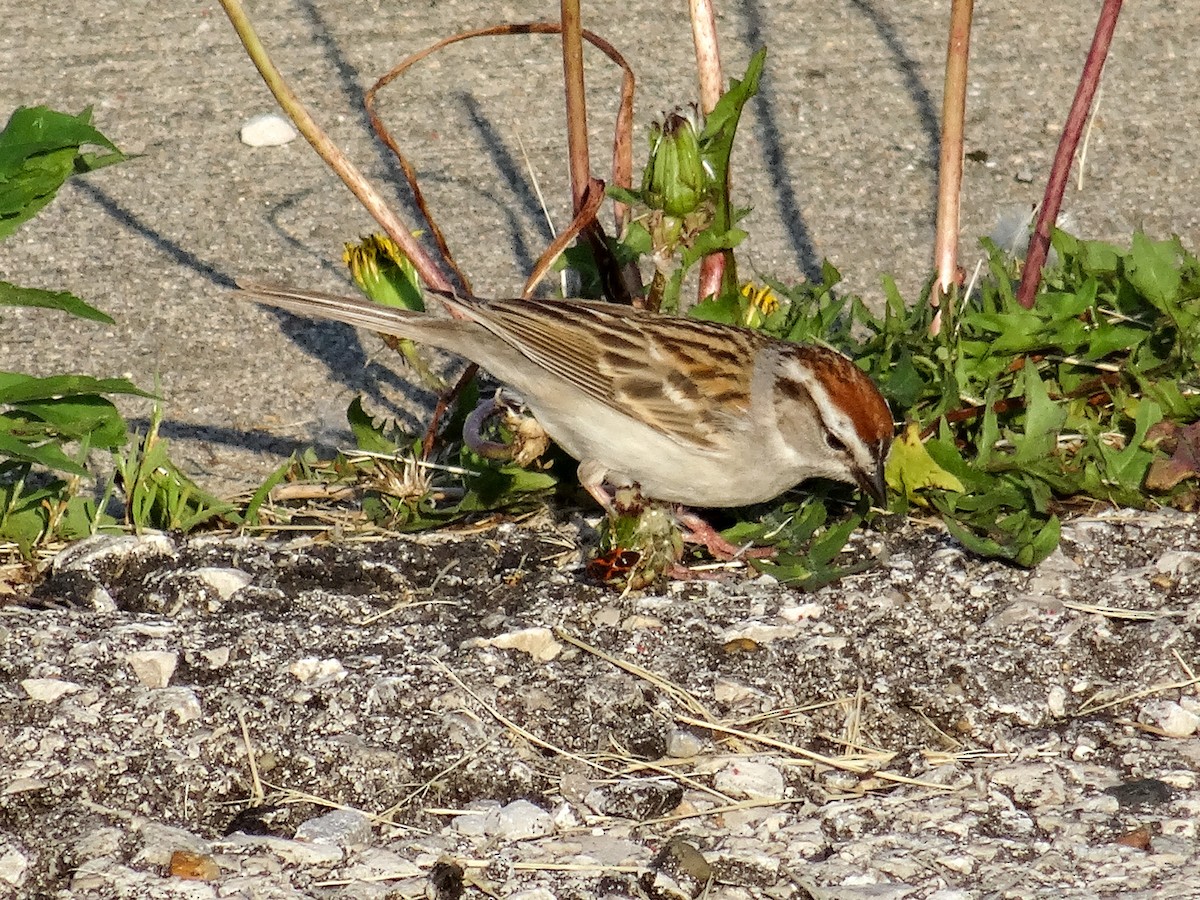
[{"xmin": 236, "ymin": 282, "xmax": 894, "ymax": 515}]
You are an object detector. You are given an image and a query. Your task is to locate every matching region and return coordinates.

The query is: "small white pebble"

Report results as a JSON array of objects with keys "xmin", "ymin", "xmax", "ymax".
[
  {"xmin": 240, "ymin": 112, "xmax": 298, "ymax": 147},
  {"xmin": 713, "ymin": 759, "xmax": 785, "ymax": 800},
  {"xmin": 666, "ymin": 728, "xmax": 704, "ymax": 758}
]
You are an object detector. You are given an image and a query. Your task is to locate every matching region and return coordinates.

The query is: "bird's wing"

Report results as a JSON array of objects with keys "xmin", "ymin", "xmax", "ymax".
[{"xmin": 453, "ymin": 297, "xmax": 764, "ymax": 452}]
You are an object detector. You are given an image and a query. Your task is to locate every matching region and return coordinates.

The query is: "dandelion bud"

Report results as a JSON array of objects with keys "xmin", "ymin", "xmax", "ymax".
[
  {"xmin": 343, "ymin": 234, "xmax": 424, "ymax": 311},
  {"xmin": 643, "ymin": 108, "xmax": 709, "ymax": 219}
]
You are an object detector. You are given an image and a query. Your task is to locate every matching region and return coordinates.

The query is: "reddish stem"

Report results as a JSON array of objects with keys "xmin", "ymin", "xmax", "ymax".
[{"xmin": 1016, "ymin": 0, "xmax": 1124, "ymax": 309}]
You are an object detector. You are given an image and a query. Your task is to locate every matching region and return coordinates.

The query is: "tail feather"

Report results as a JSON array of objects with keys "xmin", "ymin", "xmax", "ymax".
[{"xmin": 236, "ymin": 279, "xmax": 434, "ymax": 339}]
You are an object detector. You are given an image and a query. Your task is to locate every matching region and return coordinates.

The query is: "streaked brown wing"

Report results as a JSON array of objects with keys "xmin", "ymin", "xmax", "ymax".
[{"xmin": 453, "ymin": 298, "xmax": 764, "ymax": 452}]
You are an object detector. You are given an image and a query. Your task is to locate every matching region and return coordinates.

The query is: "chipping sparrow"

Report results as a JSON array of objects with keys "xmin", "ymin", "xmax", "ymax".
[{"xmin": 237, "ymin": 282, "xmax": 894, "ymax": 510}]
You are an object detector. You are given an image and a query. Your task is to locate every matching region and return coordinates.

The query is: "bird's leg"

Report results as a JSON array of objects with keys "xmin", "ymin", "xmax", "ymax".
[
  {"xmin": 576, "ymin": 459, "xmax": 616, "ymax": 511},
  {"xmin": 674, "ymin": 509, "xmax": 776, "ymax": 561}
]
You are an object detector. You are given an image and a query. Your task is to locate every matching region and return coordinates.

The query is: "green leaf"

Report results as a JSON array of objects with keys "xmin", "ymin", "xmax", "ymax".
[
  {"xmin": 1100, "ymin": 397, "xmax": 1163, "ymax": 492},
  {"xmin": 885, "ymin": 423, "xmax": 965, "ymax": 497},
  {"xmin": 0, "ymin": 281, "xmax": 114, "ymax": 323},
  {"xmin": 0, "ymin": 106, "xmax": 125, "ymax": 240},
  {"xmin": 1078, "ymin": 239, "xmax": 1123, "ymax": 276},
  {"xmin": 1012, "ymin": 366, "xmax": 1065, "ymax": 463},
  {"xmin": 1125, "ymin": 232, "xmax": 1181, "ymax": 308},
  {"xmin": 0, "ymin": 430, "xmax": 87, "ymax": 474},
  {"xmin": 8, "ymin": 395, "xmax": 127, "ymax": 449},
  {"xmin": 621, "ymin": 221, "xmax": 653, "ymax": 256},
  {"xmin": 347, "ymin": 397, "xmax": 401, "ymax": 454},
  {"xmin": 0, "ymin": 372, "xmax": 154, "ymax": 404},
  {"xmin": 241, "ymin": 459, "xmax": 292, "ymax": 527}
]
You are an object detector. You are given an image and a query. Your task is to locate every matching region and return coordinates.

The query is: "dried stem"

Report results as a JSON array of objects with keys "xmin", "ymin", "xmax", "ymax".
[
  {"xmin": 931, "ymin": 0, "xmax": 974, "ymax": 335},
  {"xmin": 1016, "ymin": 0, "xmax": 1124, "ymax": 309},
  {"xmin": 689, "ymin": 0, "xmax": 724, "ymax": 114},
  {"xmin": 365, "ymin": 22, "xmax": 639, "ymax": 298},
  {"xmin": 560, "ymin": 0, "xmax": 591, "ymax": 214},
  {"xmin": 216, "ymin": 0, "xmax": 452, "ymax": 292}
]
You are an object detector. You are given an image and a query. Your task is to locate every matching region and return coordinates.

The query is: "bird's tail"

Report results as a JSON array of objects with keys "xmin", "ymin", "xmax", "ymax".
[{"xmin": 236, "ymin": 280, "xmax": 450, "ymax": 342}]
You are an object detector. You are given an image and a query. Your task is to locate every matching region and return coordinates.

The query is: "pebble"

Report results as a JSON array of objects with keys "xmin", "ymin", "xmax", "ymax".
[
  {"xmin": 294, "ymin": 808, "xmax": 372, "ymax": 848},
  {"xmin": 640, "ymin": 837, "xmax": 711, "ymax": 900},
  {"xmin": 713, "ymin": 759, "xmax": 785, "ymax": 800},
  {"xmin": 451, "ymin": 801, "xmax": 501, "ymax": 837},
  {"xmin": 20, "ymin": 678, "xmax": 83, "ymax": 703},
  {"xmin": 718, "ymin": 622, "xmax": 800, "ymax": 646},
  {"xmin": 1155, "ymin": 550, "xmax": 1200, "ymax": 575},
  {"xmin": 339, "ymin": 848, "xmax": 421, "ymax": 881},
  {"xmin": 665, "ymin": 727, "xmax": 705, "ymax": 758},
  {"xmin": 0, "ymin": 839, "xmax": 28, "ymax": 888},
  {"xmin": 223, "ymin": 833, "xmax": 344, "ymax": 866},
  {"xmin": 52, "ymin": 532, "xmax": 174, "ymax": 575},
  {"xmin": 125, "ymin": 650, "xmax": 178, "ymax": 688},
  {"xmin": 584, "ymin": 778, "xmax": 682, "ymax": 820},
  {"xmin": 1141, "ymin": 699, "xmax": 1199, "ymax": 737},
  {"xmin": 192, "ymin": 567, "xmax": 253, "ymax": 601},
  {"xmin": 462, "ymin": 626, "xmax": 563, "ymax": 662},
  {"xmin": 239, "ymin": 112, "xmax": 298, "ymax": 147},
  {"xmin": 288, "ymin": 657, "xmax": 347, "ymax": 685},
  {"xmin": 483, "ymin": 799, "xmax": 554, "ymax": 841}
]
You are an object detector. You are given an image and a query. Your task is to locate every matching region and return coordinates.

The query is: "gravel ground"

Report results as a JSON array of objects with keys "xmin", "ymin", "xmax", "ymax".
[
  {"xmin": 2, "ymin": 1, "xmax": 1200, "ymax": 897},
  {"xmin": 2, "ymin": 511, "xmax": 1200, "ymax": 897}
]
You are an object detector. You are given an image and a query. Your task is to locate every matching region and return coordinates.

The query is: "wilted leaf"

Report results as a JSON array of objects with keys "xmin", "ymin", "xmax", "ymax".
[{"xmin": 1145, "ymin": 420, "xmax": 1200, "ymax": 491}]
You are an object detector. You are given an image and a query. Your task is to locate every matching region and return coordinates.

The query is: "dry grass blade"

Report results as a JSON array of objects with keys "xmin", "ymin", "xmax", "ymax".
[
  {"xmin": 593, "ymin": 748, "xmax": 735, "ymax": 806},
  {"xmin": 1079, "ymin": 649, "xmax": 1199, "ymax": 715},
  {"xmin": 314, "ymin": 861, "xmax": 642, "ymax": 888},
  {"xmin": 258, "ymin": 780, "xmax": 425, "ymax": 833},
  {"xmin": 638, "ymin": 795, "xmax": 810, "ymax": 828},
  {"xmin": 430, "ymin": 657, "xmax": 618, "ymax": 777},
  {"xmin": 557, "ymin": 629, "xmax": 953, "ymax": 791},
  {"xmin": 1062, "ymin": 600, "xmax": 1185, "ymax": 621},
  {"xmin": 554, "ymin": 628, "xmax": 719, "ymax": 723},
  {"xmin": 380, "ymin": 735, "xmax": 496, "ymax": 819},
  {"xmin": 522, "ymin": 176, "xmax": 607, "ymax": 297},
  {"xmin": 236, "ymin": 707, "xmax": 265, "ymax": 807},
  {"xmin": 673, "ymin": 714, "xmax": 951, "ymax": 792}
]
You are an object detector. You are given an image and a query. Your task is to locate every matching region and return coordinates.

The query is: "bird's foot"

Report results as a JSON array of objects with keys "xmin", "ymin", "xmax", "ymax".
[{"xmin": 675, "ymin": 510, "xmax": 776, "ymax": 562}]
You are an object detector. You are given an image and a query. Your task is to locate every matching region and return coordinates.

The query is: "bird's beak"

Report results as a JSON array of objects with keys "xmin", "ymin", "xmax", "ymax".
[{"xmin": 857, "ymin": 456, "xmax": 888, "ymax": 505}]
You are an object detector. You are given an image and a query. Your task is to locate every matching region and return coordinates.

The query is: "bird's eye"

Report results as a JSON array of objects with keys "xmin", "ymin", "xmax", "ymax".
[{"xmin": 825, "ymin": 433, "xmax": 848, "ymax": 453}]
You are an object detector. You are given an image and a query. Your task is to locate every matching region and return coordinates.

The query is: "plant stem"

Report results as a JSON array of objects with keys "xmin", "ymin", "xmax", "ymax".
[
  {"xmin": 689, "ymin": 0, "xmax": 732, "ymax": 305},
  {"xmin": 560, "ymin": 0, "xmax": 591, "ymax": 213},
  {"xmin": 216, "ymin": 0, "xmax": 452, "ymax": 292},
  {"xmin": 931, "ymin": 0, "xmax": 974, "ymax": 334},
  {"xmin": 690, "ymin": 0, "xmax": 724, "ymax": 113},
  {"xmin": 1016, "ymin": 0, "xmax": 1124, "ymax": 309}
]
